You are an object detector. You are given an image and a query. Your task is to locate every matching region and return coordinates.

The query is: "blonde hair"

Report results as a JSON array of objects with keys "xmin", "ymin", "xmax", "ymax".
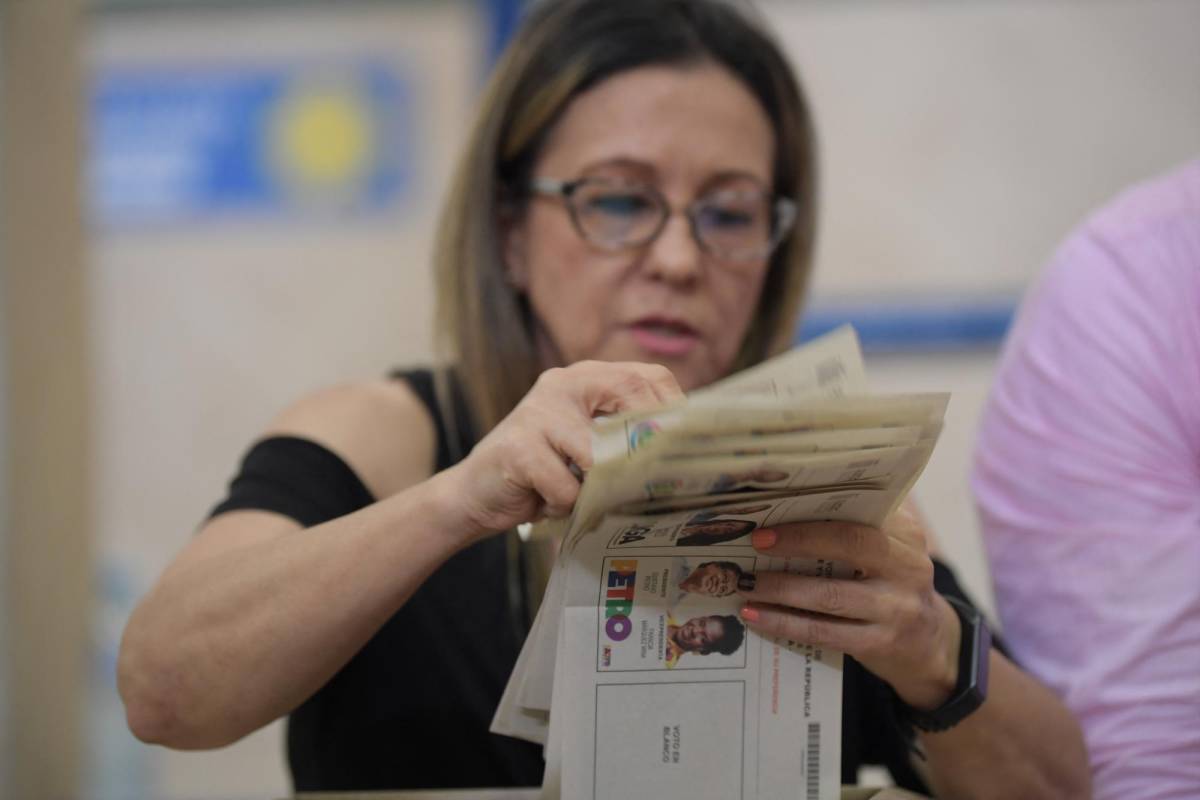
[{"xmin": 433, "ymin": 0, "xmax": 818, "ymax": 434}]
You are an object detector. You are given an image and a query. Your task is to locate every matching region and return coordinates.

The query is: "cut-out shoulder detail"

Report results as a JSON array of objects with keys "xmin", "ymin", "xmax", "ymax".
[{"xmin": 265, "ymin": 378, "xmax": 437, "ymax": 501}]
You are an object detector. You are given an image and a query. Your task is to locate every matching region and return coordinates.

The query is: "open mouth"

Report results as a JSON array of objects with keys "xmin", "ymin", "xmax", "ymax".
[{"xmin": 629, "ymin": 317, "xmax": 700, "ymax": 357}]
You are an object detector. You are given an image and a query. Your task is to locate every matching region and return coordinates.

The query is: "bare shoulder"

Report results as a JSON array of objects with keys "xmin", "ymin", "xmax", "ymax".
[
  {"xmin": 264, "ymin": 377, "xmax": 438, "ymax": 500},
  {"xmin": 175, "ymin": 379, "xmax": 434, "ymax": 568}
]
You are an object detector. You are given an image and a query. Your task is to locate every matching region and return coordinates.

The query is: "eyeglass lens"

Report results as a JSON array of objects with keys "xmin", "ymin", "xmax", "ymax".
[{"xmin": 567, "ymin": 179, "xmax": 783, "ymax": 261}]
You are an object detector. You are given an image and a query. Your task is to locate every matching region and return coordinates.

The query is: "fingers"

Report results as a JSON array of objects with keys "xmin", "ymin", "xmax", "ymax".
[
  {"xmin": 736, "ymin": 506, "xmax": 954, "ymax": 703},
  {"xmin": 881, "ymin": 504, "xmax": 931, "ymax": 553},
  {"xmin": 532, "ymin": 464, "xmax": 582, "ymax": 519},
  {"xmin": 628, "ymin": 362, "xmax": 686, "ymax": 404},
  {"xmin": 544, "ymin": 416, "xmax": 595, "ymax": 473},
  {"xmin": 530, "ymin": 361, "xmax": 682, "ymax": 471},
  {"xmin": 568, "ymin": 361, "xmax": 684, "ymax": 414},
  {"xmin": 751, "ymin": 522, "xmax": 893, "ymax": 575},
  {"xmin": 467, "ymin": 361, "xmax": 683, "ymax": 532},
  {"xmin": 509, "ymin": 440, "xmax": 582, "ymax": 519},
  {"xmin": 739, "ymin": 603, "xmax": 869, "ymax": 653},
  {"xmin": 751, "ymin": 515, "xmax": 930, "ymax": 579},
  {"xmin": 738, "ymin": 575, "xmax": 921, "ymax": 661},
  {"xmin": 739, "ymin": 571, "xmax": 882, "ymax": 621},
  {"xmin": 740, "ymin": 575, "xmax": 959, "ymax": 706}
]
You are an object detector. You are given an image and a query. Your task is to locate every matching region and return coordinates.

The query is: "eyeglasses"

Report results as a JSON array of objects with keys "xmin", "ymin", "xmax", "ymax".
[{"xmin": 529, "ymin": 176, "xmax": 797, "ymax": 264}]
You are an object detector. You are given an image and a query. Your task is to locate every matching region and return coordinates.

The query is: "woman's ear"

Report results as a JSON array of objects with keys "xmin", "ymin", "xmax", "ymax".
[{"xmin": 501, "ymin": 213, "xmax": 530, "ymax": 291}]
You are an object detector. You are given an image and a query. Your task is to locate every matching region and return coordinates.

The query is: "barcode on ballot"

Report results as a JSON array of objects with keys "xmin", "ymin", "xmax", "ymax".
[{"xmin": 806, "ymin": 722, "xmax": 821, "ymax": 800}]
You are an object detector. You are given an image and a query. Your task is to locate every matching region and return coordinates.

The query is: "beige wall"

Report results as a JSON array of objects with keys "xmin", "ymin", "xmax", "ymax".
[
  {"xmin": 766, "ymin": 0, "xmax": 1200, "ymax": 300},
  {"xmin": 87, "ymin": 3, "xmax": 478, "ymax": 798},
  {"xmin": 2, "ymin": 2, "xmax": 90, "ymax": 799},
  {"xmin": 0, "ymin": 7, "xmax": 8, "ymax": 786}
]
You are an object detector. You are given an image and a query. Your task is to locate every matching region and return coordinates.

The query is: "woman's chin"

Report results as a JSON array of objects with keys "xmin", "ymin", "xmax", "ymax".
[{"xmin": 563, "ymin": 340, "xmax": 728, "ymax": 393}]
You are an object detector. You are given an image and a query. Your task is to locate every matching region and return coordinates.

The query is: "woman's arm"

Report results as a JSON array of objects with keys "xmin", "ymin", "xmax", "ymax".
[
  {"xmin": 119, "ymin": 362, "xmax": 683, "ymax": 749},
  {"xmin": 738, "ymin": 508, "xmax": 1091, "ymax": 800},
  {"xmin": 118, "ymin": 379, "xmax": 467, "ymax": 748},
  {"xmin": 916, "ymin": 650, "xmax": 1090, "ymax": 800}
]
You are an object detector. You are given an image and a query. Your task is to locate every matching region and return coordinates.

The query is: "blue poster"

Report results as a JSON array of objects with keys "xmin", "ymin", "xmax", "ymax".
[{"xmin": 90, "ymin": 60, "xmax": 413, "ymax": 226}]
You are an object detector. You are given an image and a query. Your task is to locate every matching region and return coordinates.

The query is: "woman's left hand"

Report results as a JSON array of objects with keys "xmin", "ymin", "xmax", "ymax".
[{"xmin": 737, "ymin": 505, "xmax": 963, "ymax": 711}]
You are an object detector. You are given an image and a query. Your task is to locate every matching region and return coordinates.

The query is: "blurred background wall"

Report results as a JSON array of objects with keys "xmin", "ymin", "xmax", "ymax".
[
  {"xmin": 2, "ymin": 0, "xmax": 1199, "ymax": 798},
  {"xmin": 0, "ymin": 8, "xmax": 8, "ymax": 789},
  {"xmin": 3, "ymin": 2, "xmax": 92, "ymax": 799},
  {"xmin": 84, "ymin": 2, "xmax": 482, "ymax": 797}
]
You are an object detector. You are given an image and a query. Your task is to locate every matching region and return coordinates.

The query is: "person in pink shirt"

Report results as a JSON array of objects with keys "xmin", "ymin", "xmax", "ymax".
[{"xmin": 974, "ymin": 159, "xmax": 1200, "ymax": 799}]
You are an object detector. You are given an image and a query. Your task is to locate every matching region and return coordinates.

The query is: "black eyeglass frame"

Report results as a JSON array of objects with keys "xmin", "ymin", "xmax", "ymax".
[{"xmin": 528, "ymin": 176, "xmax": 798, "ymax": 263}]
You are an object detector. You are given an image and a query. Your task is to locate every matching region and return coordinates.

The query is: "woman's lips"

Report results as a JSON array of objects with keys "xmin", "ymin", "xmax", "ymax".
[{"xmin": 628, "ymin": 318, "xmax": 700, "ymax": 357}]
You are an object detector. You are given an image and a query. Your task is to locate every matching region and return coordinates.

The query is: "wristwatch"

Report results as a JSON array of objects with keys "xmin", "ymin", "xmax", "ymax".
[{"xmin": 902, "ymin": 595, "xmax": 991, "ymax": 733}]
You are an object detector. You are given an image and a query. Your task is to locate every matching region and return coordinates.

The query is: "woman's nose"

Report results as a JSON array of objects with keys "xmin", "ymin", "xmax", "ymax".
[{"xmin": 643, "ymin": 212, "xmax": 702, "ymax": 285}]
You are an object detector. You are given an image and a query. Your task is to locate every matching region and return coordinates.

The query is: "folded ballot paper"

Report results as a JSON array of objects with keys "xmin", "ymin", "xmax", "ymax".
[{"xmin": 491, "ymin": 326, "xmax": 948, "ymax": 800}]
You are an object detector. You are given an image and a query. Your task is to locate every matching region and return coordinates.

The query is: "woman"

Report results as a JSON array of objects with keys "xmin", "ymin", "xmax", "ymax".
[
  {"xmin": 118, "ymin": 1, "xmax": 1089, "ymax": 796},
  {"xmin": 678, "ymin": 560, "xmax": 746, "ymax": 599}
]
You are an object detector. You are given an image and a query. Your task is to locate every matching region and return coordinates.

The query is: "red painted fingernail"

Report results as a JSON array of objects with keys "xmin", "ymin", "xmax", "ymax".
[
  {"xmin": 740, "ymin": 606, "xmax": 760, "ymax": 623},
  {"xmin": 751, "ymin": 529, "xmax": 777, "ymax": 549}
]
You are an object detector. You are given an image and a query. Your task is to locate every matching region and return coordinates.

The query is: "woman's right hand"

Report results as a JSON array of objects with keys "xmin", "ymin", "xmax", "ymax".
[{"xmin": 445, "ymin": 361, "xmax": 683, "ymax": 541}]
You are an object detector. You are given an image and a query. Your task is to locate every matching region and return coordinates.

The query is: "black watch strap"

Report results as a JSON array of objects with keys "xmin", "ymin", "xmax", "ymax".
[{"xmin": 903, "ymin": 595, "xmax": 991, "ymax": 733}]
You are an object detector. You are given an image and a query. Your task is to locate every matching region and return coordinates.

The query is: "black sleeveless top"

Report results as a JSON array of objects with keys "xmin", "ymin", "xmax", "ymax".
[{"xmin": 210, "ymin": 368, "xmax": 976, "ymax": 792}]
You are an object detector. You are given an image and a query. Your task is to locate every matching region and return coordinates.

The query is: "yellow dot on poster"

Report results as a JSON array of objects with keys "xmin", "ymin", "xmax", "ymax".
[{"xmin": 273, "ymin": 87, "xmax": 371, "ymax": 189}]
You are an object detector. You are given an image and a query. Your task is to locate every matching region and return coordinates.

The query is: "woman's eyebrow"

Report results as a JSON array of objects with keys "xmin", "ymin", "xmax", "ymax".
[
  {"xmin": 567, "ymin": 159, "xmax": 771, "ymax": 195},
  {"xmin": 699, "ymin": 169, "xmax": 770, "ymax": 192},
  {"xmin": 576, "ymin": 156, "xmax": 658, "ymax": 177}
]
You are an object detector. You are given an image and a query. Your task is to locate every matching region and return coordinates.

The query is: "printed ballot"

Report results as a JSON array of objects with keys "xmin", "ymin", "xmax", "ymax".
[{"xmin": 490, "ymin": 326, "xmax": 947, "ymax": 800}]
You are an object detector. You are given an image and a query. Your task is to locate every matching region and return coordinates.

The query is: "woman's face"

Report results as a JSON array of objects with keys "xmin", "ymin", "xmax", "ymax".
[
  {"xmin": 675, "ymin": 615, "xmax": 729, "ymax": 653},
  {"xmin": 506, "ymin": 63, "xmax": 777, "ymax": 392},
  {"xmin": 681, "ymin": 563, "xmax": 739, "ymax": 597}
]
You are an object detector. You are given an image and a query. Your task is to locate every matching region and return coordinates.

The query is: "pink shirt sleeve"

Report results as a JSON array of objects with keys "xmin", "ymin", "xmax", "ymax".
[{"xmin": 972, "ymin": 162, "xmax": 1200, "ymax": 800}]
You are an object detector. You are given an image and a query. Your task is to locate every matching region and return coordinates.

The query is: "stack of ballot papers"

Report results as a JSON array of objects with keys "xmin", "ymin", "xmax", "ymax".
[{"xmin": 491, "ymin": 326, "xmax": 948, "ymax": 800}]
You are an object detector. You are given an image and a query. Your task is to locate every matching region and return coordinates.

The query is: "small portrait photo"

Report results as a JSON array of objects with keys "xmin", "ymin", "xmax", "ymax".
[
  {"xmin": 675, "ymin": 514, "xmax": 758, "ymax": 547},
  {"xmin": 672, "ymin": 557, "xmax": 749, "ymax": 604},
  {"xmin": 664, "ymin": 613, "xmax": 747, "ymax": 669},
  {"xmin": 708, "ymin": 466, "xmax": 791, "ymax": 494}
]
